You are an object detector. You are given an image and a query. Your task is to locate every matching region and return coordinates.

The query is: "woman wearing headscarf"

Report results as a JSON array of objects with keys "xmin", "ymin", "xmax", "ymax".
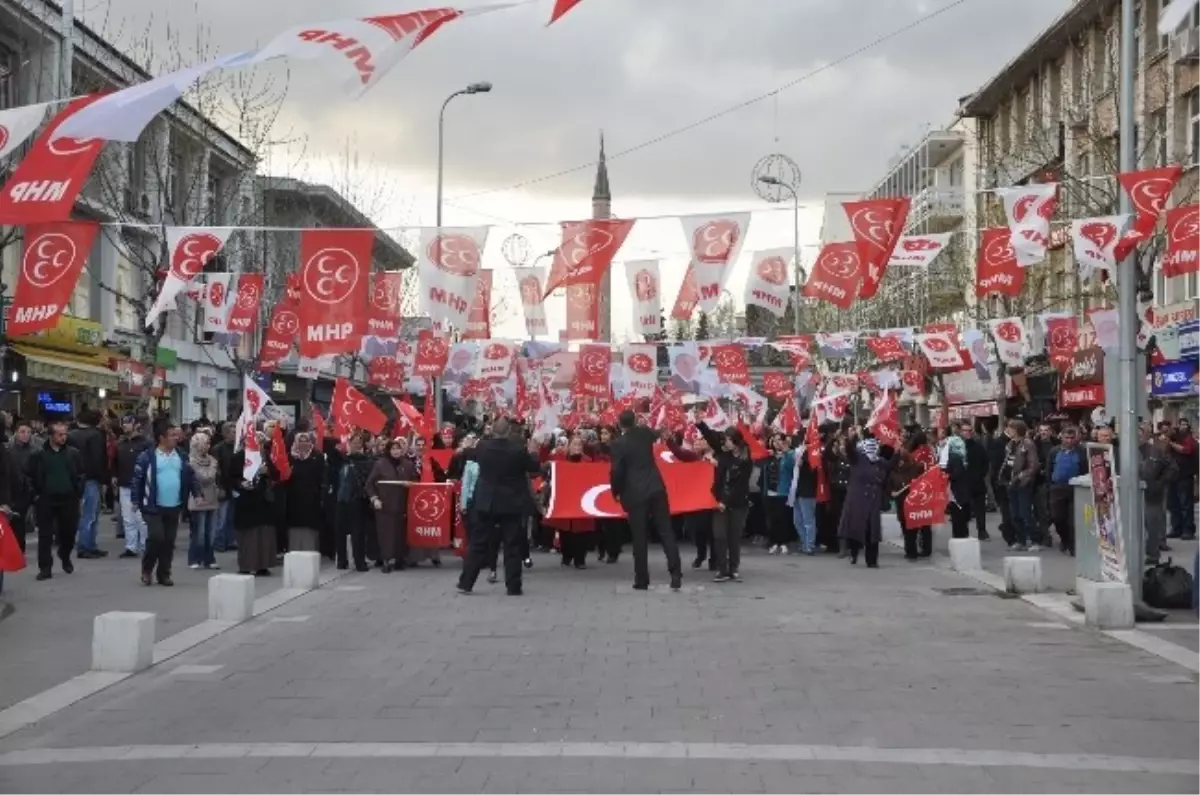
[
  {"xmin": 366, "ymin": 437, "xmax": 419, "ymax": 572},
  {"xmin": 232, "ymin": 435, "xmax": 276, "ymax": 576},
  {"xmin": 186, "ymin": 431, "xmax": 221, "ymax": 570},
  {"xmin": 836, "ymin": 432, "xmax": 894, "ymax": 568},
  {"xmin": 283, "ymin": 432, "xmax": 326, "ymax": 553}
]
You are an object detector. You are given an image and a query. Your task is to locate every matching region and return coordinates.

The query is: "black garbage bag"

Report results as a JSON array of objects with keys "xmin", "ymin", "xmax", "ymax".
[{"xmin": 1143, "ymin": 558, "xmax": 1195, "ymax": 610}]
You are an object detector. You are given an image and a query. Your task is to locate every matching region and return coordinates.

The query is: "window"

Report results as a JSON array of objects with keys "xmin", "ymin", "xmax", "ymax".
[
  {"xmin": 1160, "ymin": 0, "xmax": 1172, "ymax": 51},
  {"xmin": 0, "ymin": 41, "xmax": 16, "ymax": 110},
  {"xmin": 1133, "ymin": 0, "xmax": 1143, "ymax": 66},
  {"xmin": 71, "ymin": 271, "xmax": 91, "ymax": 319},
  {"xmin": 1189, "ymin": 90, "xmax": 1199, "ymax": 166},
  {"xmin": 114, "ymin": 247, "xmax": 136, "ymax": 330}
]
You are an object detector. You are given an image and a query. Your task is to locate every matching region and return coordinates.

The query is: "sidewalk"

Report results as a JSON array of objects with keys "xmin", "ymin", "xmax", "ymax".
[{"xmin": 0, "ymin": 538, "xmax": 290, "ymax": 710}]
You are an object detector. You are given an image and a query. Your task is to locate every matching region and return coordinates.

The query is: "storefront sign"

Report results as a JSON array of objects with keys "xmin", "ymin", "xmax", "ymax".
[
  {"xmin": 1061, "ymin": 384, "xmax": 1104, "ymax": 408},
  {"xmin": 1148, "ymin": 301, "xmax": 1199, "ymax": 330},
  {"xmin": 1151, "ymin": 360, "xmax": 1198, "ymax": 398},
  {"xmin": 1179, "ymin": 320, "xmax": 1198, "ymax": 360},
  {"xmin": 8, "ymin": 312, "xmax": 104, "ymax": 353},
  {"xmin": 947, "ymin": 401, "xmax": 999, "ymax": 421},
  {"xmin": 199, "ymin": 375, "xmax": 219, "ymax": 390}
]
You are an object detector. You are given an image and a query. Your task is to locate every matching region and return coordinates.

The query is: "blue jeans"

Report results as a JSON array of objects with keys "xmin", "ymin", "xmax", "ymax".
[
  {"xmin": 119, "ymin": 487, "xmax": 147, "ymax": 553},
  {"xmin": 214, "ymin": 500, "xmax": 236, "ymax": 550},
  {"xmin": 793, "ymin": 498, "xmax": 817, "ymax": 552},
  {"xmin": 1008, "ymin": 483, "xmax": 1039, "ymax": 547},
  {"xmin": 76, "ymin": 479, "xmax": 101, "ymax": 551},
  {"xmin": 188, "ymin": 510, "xmax": 218, "ymax": 566},
  {"xmin": 1167, "ymin": 477, "xmax": 1196, "ymax": 537}
]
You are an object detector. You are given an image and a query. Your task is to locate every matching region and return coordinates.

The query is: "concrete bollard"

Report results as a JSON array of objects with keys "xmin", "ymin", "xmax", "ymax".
[
  {"xmin": 1083, "ymin": 581, "xmax": 1135, "ymax": 629},
  {"xmin": 208, "ymin": 574, "xmax": 255, "ymax": 622},
  {"xmin": 92, "ymin": 612, "xmax": 156, "ymax": 673},
  {"xmin": 1003, "ymin": 556, "xmax": 1043, "ymax": 594},
  {"xmin": 283, "ymin": 551, "xmax": 321, "ymax": 590},
  {"xmin": 948, "ymin": 538, "xmax": 982, "ymax": 572}
]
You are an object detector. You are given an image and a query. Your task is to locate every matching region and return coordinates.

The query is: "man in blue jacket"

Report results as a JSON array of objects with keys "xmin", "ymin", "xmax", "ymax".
[{"xmin": 131, "ymin": 420, "xmax": 196, "ymax": 586}]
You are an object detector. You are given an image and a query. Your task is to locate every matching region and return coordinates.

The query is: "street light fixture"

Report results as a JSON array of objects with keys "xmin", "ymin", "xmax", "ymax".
[{"xmin": 757, "ymin": 175, "xmax": 804, "ymax": 335}]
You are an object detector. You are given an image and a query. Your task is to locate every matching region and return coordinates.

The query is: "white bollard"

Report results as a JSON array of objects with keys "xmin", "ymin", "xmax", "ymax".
[
  {"xmin": 948, "ymin": 538, "xmax": 982, "ymax": 572},
  {"xmin": 283, "ymin": 551, "xmax": 321, "ymax": 590},
  {"xmin": 208, "ymin": 574, "xmax": 256, "ymax": 622},
  {"xmin": 1083, "ymin": 581, "xmax": 1135, "ymax": 629},
  {"xmin": 1003, "ymin": 556, "xmax": 1044, "ymax": 594},
  {"xmin": 92, "ymin": 612, "xmax": 156, "ymax": 673}
]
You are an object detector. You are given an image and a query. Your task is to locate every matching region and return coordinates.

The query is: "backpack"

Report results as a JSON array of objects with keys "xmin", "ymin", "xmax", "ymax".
[{"xmin": 1143, "ymin": 558, "xmax": 1195, "ymax": 610}]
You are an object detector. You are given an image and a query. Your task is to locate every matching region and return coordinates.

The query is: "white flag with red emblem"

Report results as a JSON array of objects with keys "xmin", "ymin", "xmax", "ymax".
[
  {"xmin": 477, "ymin": 340, "xmax": 517, "ymax": 382},
  {"xmin": 0, "ymin": 102, "xmax": 50, "ymax": 161},
  {"xmin": 624, "ymin": 260, "xmax": 662, "ymax": 337},
  {"xmin": 987, "ymin": 317, "xmax": 1027, "ymax": 368},
  {"xmin": 622, "ymin": 344, "xmax": 658, "ymax": 398},
  {"xmin": 679, "ymin": 212, "xmax": 750, "ymax": 313},
  {"xmin": 915, "ymin": 332, "xmax": 964, "ymax": 369},
  {"xmin": 887, "ymin": 233, "xmax": 951, "ymax": 267},
  {"xmin": 1070, "ymin": 215, "xmax": 1131, "ymax": 282},
  {"xmin": 147, "ymin": 227, "xmax": 233, "ymax": 328},
  {"xmin": 742, "ymin": 248, "xmax": 793, "ymax": 318},
  {"xmin": 417, "ymin": 226, "xmax": 489, "ymax": 332},
  {"xmin": 512, "ymin": 266, "xmax": 549, "ymax": 338},
  {"xmin": 200, "ymin": 273, "xmax": 235, "ymax": 333},
  {"xmin": 997, "ymin": 183, "xmax": 1059, "ymax": 267}
]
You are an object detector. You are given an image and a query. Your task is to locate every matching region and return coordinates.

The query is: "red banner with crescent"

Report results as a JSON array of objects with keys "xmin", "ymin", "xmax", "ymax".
[
  {"xmin": 903, "ymin": 466, "xmax": 949, "ymax": 527},
  {"xmin": 406, "ymin": 483, "xmax": 454, "ymax": 548},
  {"xmin": 545, "ymin": 455, "xmax": 719, "ymax": 520},
  {"xmin": 842, "ymin": 196, "xmax": 909, "ymax": 299},
  {"xmin": 566, "ymin": 282, "xmax": 598, "ymax": 340},
  {"xmin": 462, "ymin": 269, "xmax": 493, "ymax": 340},
  {"xmin": 544, "ymin": 218, "xmax": 635, "ymax": 295},
  {"xmin": 297, "ymin": 229, "xmax": 372, "ymax": 357},
  {"xmin": 258, "ymin": 291, "xmax": 300, "ymax": 372},
  {"xmin": 412, "ymin": 329, "xmax": 450, "ymax": 377},
  {"xmin": 368, "ymin": 271, "xmax": 404, "ymax": 337},
  {"xmin": 9, "ymin": 220, "xmax": 99, "ymax": 337},
  {"xmin": 225, "ymin": 273, "xmax": 264, "ymax": 334}
]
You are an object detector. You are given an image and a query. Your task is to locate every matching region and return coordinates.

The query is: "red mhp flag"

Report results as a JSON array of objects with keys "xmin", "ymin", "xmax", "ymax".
[
  {"xmin": 843, "ymin": 196, "xmax": 910, "ymax": 299},
  {"xmin": 1045, "ymin": 316, "xmax": 1079, "ymax": 371},
  {"xmin": 312, "ymin": 406, "xmax": 327, "ymax": 451},
  {"xmin": 904, "ymin": 466, "xmax": 950, "ymax": 527},
  {"xmin": 0, "ymin": 513, "xmax": 25, "ymax": 572},
  {"xmin": 0, "ymin": 95, "xmax": 107, "ymax": 224},
  {"xmin": 462, "ymin": 269, "xmax": 493, "ymax": 340},
  {"xmin": 761, "ymin": 371, "xmax": 792, "ymax": 399},
  {"xmin": 803, "ymin": 242, "xmax": 862, "ymax": 310},
  {"xmin": 738, "ymin": 422, "xmax": 771, "ymax": 461},
  {"xmin": 772, "ymin": 397, "xmax": 800, "ymax": 435},
  {"xmin": 975, "ymin": 228, "xmax": 1023, "ymax": 297},
  {"xmin": 566, "ymin": 282, "xmax": 599, "ymax": 339},
  {"xmin": 367, "ymin": 271, "xmax": 404, "ymax": 337},
  {"xmin": 332, "ymin": 377, "xmax": 387, "ymax": 435},
  {"xmin": 1113, "ymin": 166, "xmax": 1183, "ymax": 261},
  {"xmin": 543, "ymin": 218, "xmax": 635, "ymax": 295},
  {"xmin": 1162, "ymin": 204, "xmax": 1199, "ymax": 278},
  {"xmin": 270, "ymin": 424, "xmax": 292, "ymax": 482},
  {"xmin": 296, "ymin": 229, "xmax": 373, "ymax": 357},
  {"xmin": 392, "ymin": 396, "xmax": 425, "ymax": 437},
  {"xmin": 865, "ymin": 335, "xmax": 907, "ymax": 363},
  {"xmin": 258, "ymin": 291, "xmax": 300, "ymax": 372},
  {"xmin": 8, "ymin": 221, "xmax": 99, "ymax": 336},
  {"xmin": 711, "ymin": 343, "xmax": 750, "ymax": 386},
  {"xmin": 407, "ymin": 483, "xmax": 454, "ymax": 548},
  {"xmin": 421, "ymin": 380, "xmax": 436, "ymax": 441},
  {"xmin": 368, "ymin": 357, "xmax": 403, "ymax": 390},
  {"xmin": 412, "ymin": 330, "xmax": 450, "ymax": 377},
  {"xmin": 225, "ymin": 274, "xmax": 264, "ymax": 334},
  {"xmin": 804, "ymin": 411, "xmax": 822, "ymax": 469},
  {"xmin": 546, "ymin": 458, "xmax": 718, "ymax": 520},
  {"xmin": 670, "ymin": 264, "xmax": 700, "ymax": 320},
  {"xmin": 576, "ymin": 344, "xmax": 611, "ymax": 397},
  {"xmin": 866, "ymin": 391, "xmax": 900, "ymax": 450}
]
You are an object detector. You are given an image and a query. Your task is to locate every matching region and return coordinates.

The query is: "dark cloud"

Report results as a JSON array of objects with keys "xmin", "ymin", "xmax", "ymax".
[{"xmin": 91, "ymin": 0, "xmax": 1070, "ymax": 206}]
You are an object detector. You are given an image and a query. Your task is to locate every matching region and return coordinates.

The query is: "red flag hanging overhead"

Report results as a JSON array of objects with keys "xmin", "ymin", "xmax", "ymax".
[
  {"xmin": 566, "ymin": 282, "xmax": 599, "ymax": 340},
  {"xmin": 670, "ymin": 264, "xmax": 700, "ymax": 320},
  {"xmin": 803, "ymin": 242, "xmax": 862, "ymax": 310},
  {"xmin": 367, "ymin": 271, "xmax": 404, "ymax": 337},
  {"xmin": 296, "ymin": 229, "xmax": 372, "ymax": 358},
  {"xmin": 1161, "ymin": 204, "xmax": 1199, "ymax": 278},
  {"xmin": 547, "ymin": 0, "xmax": 586, "ymax": 25},
  {"xmin": 270, "ymin": 424, "xmax": 292, "ymax": 482},
  {"xmin": 258, "ymin": 290, "xmax": 300, "ymax": 372},
  {"xmin": 904, "ymin": 466, "xmax": 950, "ymax": 527},
  {"xmin": 711, "ymin": 343, "xmax": 749, "ymax": 386},
  {"xmin": 0, "ymin": 95, "xmax": 107, "ymax": 224},
  {"xmin": 975, "ymin": 227, "xmax": 1023, "ymax": 297},
  {"xmin": 224, "ymin": 273, "xmax": 264, "ymax": 334},
  {"xmin": 543, "ymin": 218, "xmax": 635, "ymax": 295},
  {"xmin": 8, "ymin": 221, "xmax": 99, "ymax": 337},
  {"xmin": 332, "ymin": 377, "xmax": 387, "ymax": 435},
  {"xmin": 462, "ymin": 269, "xmax": 493, "ymax": 340},
  {"xmin": 1113, "ymin": 166, "xmax": 1183, "ymax": 261},
  {"xmin": 412, "ymin": 330, "xmax": 450, "ymax": 377},
  {"xmin": 1044, "ymin": 315, "xmax": 1079, "ymax": 371},
  {"xmin": 575, "ymin": 344, "xmax": 611, "ymax": 398},
  {"xmin": 842, "ymin": 196, "xmax": 909, "ymax": 299}
]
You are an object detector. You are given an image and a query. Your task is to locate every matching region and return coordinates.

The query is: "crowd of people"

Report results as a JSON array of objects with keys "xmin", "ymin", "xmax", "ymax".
[{"xmin": 0, "ymin": 404, "xmax": 1194, "ymax": 596}]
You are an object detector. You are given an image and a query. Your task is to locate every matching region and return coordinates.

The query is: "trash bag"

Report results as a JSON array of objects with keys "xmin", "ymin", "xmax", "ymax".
[{"xmin": 1143, "ymin": 558, "xmax": 1195, "ymax": 610}]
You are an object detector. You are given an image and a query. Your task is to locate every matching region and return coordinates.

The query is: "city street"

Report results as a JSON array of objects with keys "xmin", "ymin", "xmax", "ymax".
[{"xmin": 1, "ymin": 531, "xmax": 1197, "ymax": 793}]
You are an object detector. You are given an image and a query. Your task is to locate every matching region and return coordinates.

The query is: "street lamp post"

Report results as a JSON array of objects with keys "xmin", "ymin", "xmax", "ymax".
[
  {"xmin": 758, "ymin": 176, "xmax": 803, "ymax": 335},
  {"xmin": 433, "ymin": 81, "xmax": 492, "ymax": 424}
]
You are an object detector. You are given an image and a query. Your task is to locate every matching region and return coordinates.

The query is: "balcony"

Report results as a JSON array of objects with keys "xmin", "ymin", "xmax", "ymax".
[{"xmin": 906, "ymin": 187, "xmax": 966, "ymax": 233}]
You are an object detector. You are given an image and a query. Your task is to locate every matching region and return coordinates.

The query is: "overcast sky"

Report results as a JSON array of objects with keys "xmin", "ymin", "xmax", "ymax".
[{"xmin": 86, "ymin": 0, "xmax": 1071, "ymax": 339}]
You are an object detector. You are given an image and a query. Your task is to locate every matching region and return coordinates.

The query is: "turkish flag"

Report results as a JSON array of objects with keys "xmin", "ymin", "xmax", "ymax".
[
  {"xmin": 367, "ymin": 271, "xmax": 404, "ymax": 337},
  {"xmin": 711, "ymin": 343, "xmax": 749, "ymax": 386},
  {"xmin": 543, "ymin": 218, "xmax": 635, "ymax": 295},
  {"xmin": 0, "ymin": 513, "xmax": 25, "ymax": 572},
  {"xmin": 903, "ymin": 466, "xmax": 949, "ymax": 527},
  {"xmin": 8, "ymin": 221, "xmax": 99, "ymax": 336},
  {"xmin": 270, "ymin": 424, "xmax": 292, "ymax": 482},
  {"xmin": 296, "ymin": 229, "xmax": 373, "ymax": 357},
  {"xmin": 0, "ymin": 95, "xmax": 107, "ymax": 224},
  {"xmin": 332, "ymin": 377, "xmax": 387, "ymax": 435},
  {"xmin": 258, "ymin": 291, "xmax": 300, "ymax": 371},
  {"xmin": 412, "ymin": 330, "xmax": 450, "ymax": 377},
  {"xmin": 1114, "ymin": 166, "xmax": 1183, "ymax": 261},
  {"xmin": 407, "ymin": 483, "xmax": 454, "ymax": 548},
  {"xmin": 975, "ymin": 227, "xmax": 1024, "ymax": 297},
  {"xmin": 803, "ymin": 242, "xmax": 862, "ymax": 310},
  {"xmin": 225, "ymin": 273, "xmax": 264, "ymax": 334},
  {"xmin": 546, "ymin": 457, "xmax": 718, "ymax": 520},
  {"xmin": 842, "ymin": 196, "xmax": 909, "ymax": 299}
]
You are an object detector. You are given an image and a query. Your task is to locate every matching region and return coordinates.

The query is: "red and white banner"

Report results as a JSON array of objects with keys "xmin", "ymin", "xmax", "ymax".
[
  {"xmin": 225, "ymin": 273, "xmax": 264, "ymax": 334},
  {"xmin": 147, "ymin": 227, "xmax": 233, "ymax": 328},
  {"xmin": 915, "ymin": 333, "xmax": 964, "ymax": 369},
  {"xmin": 761, "ymin": 371, "xmax": 792, "ymax": 398},
  {"xmin": 625, "ymin": 260, "xmax": 662, "ymax": 337},
  {"xmin": 200, "ymin": 273, "xmax": 233, "ymax": 333},
  {"xmin": 742, "ymin": 247, "xmax": 792, "ymax": 318},
  {"xmin": 670, "ymin": 264, "xmax": 700, "ymax": 320},
  {"xmin": 566, "ymin": 282, "xmax": 598, "ymax": 340},
  {"xmin": 576, "ymin": 343, "xmax": 611, "ymax": 397},
  {"xmin": 332, "ymin": 377, "xmax": 387, "ymax": 435},
  {"xmin": 997, "ymin": 183, "xmax": 1058, "ymax": 267},
  {"xmin": 887, "ymin": 233, "xmax": 951, "ymax": 267},
  {"xmin": 904, "ymin": 466, "xmax": 949, "ymax": 527},
  {"xmin": 803, "ymin": 242, "xmax": 862, "ymax": 310},
  {"xmin": 711, "ymin": 343, "xmax": 749, "ymax": 386},
  {"xmin": 368, "ymin": 356, "xmax": 403, "ymax": 390},
  {"xmin": 258, "ymin": 291, "xmax": 300, "ymax": 371},
  {"xmin": 407, "ymin": 483, "xmax": 454, "ymax": 549},
  {"xmin": 842, "ymin": 196, "xmax": 909, "ymax": 298},
  {"xmin": 623, "ymin": 344, "xmax": 657, "ymax": 397},
  {"xmin": 0, "ymin": 95, "xmax": 106, "ymax": 224},
  {"xmin": 987, "ymin": 317, "xmax": 1026, "ymax": 367},
  {"xmin": 679, "ymin": 212, "xmax": 750, "ymax": 313},
  {"xmin": 9, "ymin": 221, "xmax": 99, "ymax": 337},
  {"xmin": 1162, "ymin": 204, "xmax": 1198, "ymax": 278},
  {"xmin": 462, "ymin": 269, "xmax": 493, "ymax": 340},
  {"xmin": 545, "ymin": 455, "xmax": 718, "ymax": 519},
  {"xmin": 412, "ymin": 330, "xmax": 450, "ymax": 378},
  {"xmin": 418, "ymin": 225, "xmax": 487, "ymax": 331},
  {"xmin": 477, "ymin": 340, "xmax": 516, "ymax": 381},
  {"xmin": 297, "ymin": 228, "xmax": 372, "ymax": 357},
  {"xmin": 0, "ymin": 102, "xmax": 50, "ymax": 162},
  {"xmin": 242, "ymin": 427, "xmax": 263, "ymax": 481},
  {"xmin": 865, "ymin": 334, "xmax": 908, "ymax": 363},
  {"xmin": 368, "ymin": 271, "xmax": 404, "ymax": 337},
  {"xmin": 1044, "ymin": 315, "xmax": 1079, "ymax": 371},
  {"xmin": 544, "ymin": 218, "xmax": 635, "ymax": 294},
  {"xmin": 1114, "ymin": 166, "xmax": 1183, "ymax": 261},
  {"xmin": 1070, "ymin": 214, "xmax": 1130, "ymax": 281},
  {"xmin": 513, "ymin": 266, "xmax": 548, "ymax": 337},
  {"xmin": 811, "ymin": 394, "xmax": 850, "ymax": 424},
  {"xmin": 974, "ymin": 227, "xmax": 1023, "ymax": 297}
]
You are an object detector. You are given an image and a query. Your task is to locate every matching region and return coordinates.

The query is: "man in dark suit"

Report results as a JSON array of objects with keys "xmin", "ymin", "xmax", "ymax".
[
  {"xmin": 610, "ymin": 410, "xmax": 682, "ymax": 591},
  {"xmin": 457, "ymin": 418, "xmax": 541, "ymax": 596}
]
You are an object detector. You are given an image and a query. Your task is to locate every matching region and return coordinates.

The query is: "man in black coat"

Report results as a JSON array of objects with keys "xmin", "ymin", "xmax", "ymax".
[
  {"xmin": 958, "ymin": 423, "xmax": 992, "ymax": 541},
  {"xmin": 457, "ymin": 418, "xmax": 541, "ymax": 596},
  {"xmin": 610, "ymin": 410, "xmax": 682, "ymax": 591}
]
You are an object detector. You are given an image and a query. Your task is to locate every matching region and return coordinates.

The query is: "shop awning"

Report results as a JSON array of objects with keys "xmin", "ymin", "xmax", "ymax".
[{"xmin": 11, "ymin": 344, "xmax": 119, "ymax": 391}]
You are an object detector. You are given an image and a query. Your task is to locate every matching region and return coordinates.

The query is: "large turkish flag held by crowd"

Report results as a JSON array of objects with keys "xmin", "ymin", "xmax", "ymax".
[{"xmin": 546, "ymin": 454, "xmax": 717, "ymax": 520}]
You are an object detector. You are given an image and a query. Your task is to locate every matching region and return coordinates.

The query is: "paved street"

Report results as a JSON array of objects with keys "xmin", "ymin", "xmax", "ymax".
[{"xmin": 1, "ymin": 534, "xmax": 1197, "ymax": 793}]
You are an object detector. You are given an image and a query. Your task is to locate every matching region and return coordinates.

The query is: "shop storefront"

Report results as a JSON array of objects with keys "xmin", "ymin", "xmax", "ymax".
[
  {"xmin": 1059, "ymin": 347, "xmax": 1105, "ymax": 419},
  {"xmin": 1, "ymin": 314, "xmax": 120, "ymax": 420},
  {"xmin": 1150, "ymin": 359, "xmax": 1199, "ymax": 425},
  {"xmin": 110, "ymin": 358, "xmax": 169, "ymax": 419},
  {"xmin": 936, "ymin": 365, "xmax": 1003, "ymax": 430}
]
